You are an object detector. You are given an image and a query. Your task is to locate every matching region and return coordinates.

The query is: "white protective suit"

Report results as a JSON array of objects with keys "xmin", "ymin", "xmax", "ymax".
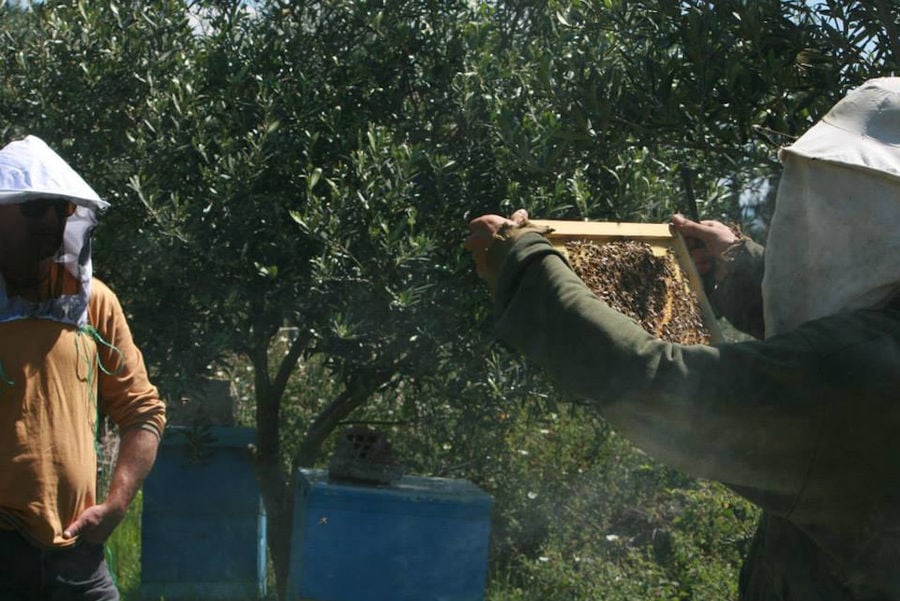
[{"xmin": 763, "ymin": 77, "xmax": 900, "ymax": 337}]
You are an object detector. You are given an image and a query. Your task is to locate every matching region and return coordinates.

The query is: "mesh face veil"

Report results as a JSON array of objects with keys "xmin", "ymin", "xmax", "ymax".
[
  {"xmin": 0, "ymin": 136, "xmax": 110, "ymax": 327},
  {"xmin": 762, "ymin": 77, "xmax": 900, "ymax": 337}
]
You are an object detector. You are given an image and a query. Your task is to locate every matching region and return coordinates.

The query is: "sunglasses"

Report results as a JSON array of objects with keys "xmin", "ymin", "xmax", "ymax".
[{"xmin": 19, "ymin": 198, "xmax": 77, "ymax": 220}]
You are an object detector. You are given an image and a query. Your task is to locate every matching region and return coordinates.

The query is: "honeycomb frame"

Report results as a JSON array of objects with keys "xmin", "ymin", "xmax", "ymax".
[{"xmin": 530, "ymin": 220, "xmax": 723, "ymax": 345}]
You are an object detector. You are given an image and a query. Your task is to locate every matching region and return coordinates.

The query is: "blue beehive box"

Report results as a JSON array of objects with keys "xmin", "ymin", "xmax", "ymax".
[
  {"xmin": 141, "ymin": 426, "xmax": 267, "ymax": 601},
  {"xmin": 287, "ymin": 468, "xmax": 492, "ymax": 601}
]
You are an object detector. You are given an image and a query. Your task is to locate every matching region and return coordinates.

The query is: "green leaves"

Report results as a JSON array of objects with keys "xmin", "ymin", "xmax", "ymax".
[{"xmin": 1, "ymin": 1, "xmax": 895, "ymax": 596}]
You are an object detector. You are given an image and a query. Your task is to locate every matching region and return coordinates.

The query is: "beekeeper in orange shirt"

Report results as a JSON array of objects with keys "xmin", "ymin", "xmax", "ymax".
[{"xmin": 0, "ymin": 136, "xmax": 166, "ymax": 600}]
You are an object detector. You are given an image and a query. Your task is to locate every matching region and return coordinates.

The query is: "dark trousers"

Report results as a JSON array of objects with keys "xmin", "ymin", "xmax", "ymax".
[{"xmin": 0, "ymin": 529, "xmax": 118, "ymax": 601}]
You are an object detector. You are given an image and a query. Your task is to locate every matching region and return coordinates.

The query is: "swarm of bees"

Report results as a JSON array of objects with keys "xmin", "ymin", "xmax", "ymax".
[{"xmin": 564, "ymin": 239, "xmax": 710, "ymax": 344}]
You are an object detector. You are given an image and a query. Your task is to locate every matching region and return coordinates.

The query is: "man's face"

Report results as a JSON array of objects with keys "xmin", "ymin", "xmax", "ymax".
[{"xmin": 0, "ymin": 198, "xmax": 75, "ymax": 273}]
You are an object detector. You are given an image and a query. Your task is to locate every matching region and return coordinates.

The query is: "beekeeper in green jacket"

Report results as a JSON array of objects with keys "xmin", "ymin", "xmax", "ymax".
[{"xmin": 466, "ymin": 77, "xmax": 900, "ymax": 600}]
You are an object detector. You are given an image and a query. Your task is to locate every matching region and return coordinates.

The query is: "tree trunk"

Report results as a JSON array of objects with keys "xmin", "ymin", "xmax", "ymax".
[
  {"xmin": 254, "ymin": 345, "xmax": 401, "ymax": 597},
  {"xmin": 257, "ymin": 463, "xmax": 293, "ymax": 601},
  {"xmin": 256, "ymin": 396, "xmax": 296, "ymax": 600},
  {"xmin": 252, "ymin": 338, "xmax": 296, "ymax": 599}
]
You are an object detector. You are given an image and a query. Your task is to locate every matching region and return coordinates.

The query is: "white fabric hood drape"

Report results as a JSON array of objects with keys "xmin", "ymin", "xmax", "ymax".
[
  {"xmin": 0, "ymin": 136, "xmax": 109, "ymax": 327},
  {"xmin": 762, "ymin": 77, "xmax": 900, "ymax": 337}
]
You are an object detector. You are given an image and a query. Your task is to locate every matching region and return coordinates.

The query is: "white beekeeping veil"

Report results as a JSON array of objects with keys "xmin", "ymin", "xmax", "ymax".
[
  {"xmin": 0, "ymin": 136, "xmax": 110, "ymax": 327},
  {"xmin": 763, "ymin": 77, "xmax": 900, "ymax": 337}
]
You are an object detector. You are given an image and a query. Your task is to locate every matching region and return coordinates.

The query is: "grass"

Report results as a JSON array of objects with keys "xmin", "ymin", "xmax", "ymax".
[{"xmin": 106, "ymin": 490, "xmax": 143, "ymax": 601}]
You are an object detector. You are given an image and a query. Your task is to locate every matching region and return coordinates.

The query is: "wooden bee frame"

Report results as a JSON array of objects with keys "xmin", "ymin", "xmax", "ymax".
[{"xmin": 530, "ymin": 220, "xmax": 723, "ymax": 344}]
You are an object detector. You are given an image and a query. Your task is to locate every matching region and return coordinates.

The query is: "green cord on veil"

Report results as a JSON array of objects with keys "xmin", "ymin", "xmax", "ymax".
[
  {"xmin": 0, "ymin": 325, "xmax": 123, "ymax": 398},
  {"xmin": 76, "ymin": 325, "xmax": 125, "ymax": 589},
  {"xmin": 78, "ymin": 325, "xmax": 125, "ymax": 376},
  {"xmin": 75, "ymin": 324, "xmax": 126, "ymax": 464}
]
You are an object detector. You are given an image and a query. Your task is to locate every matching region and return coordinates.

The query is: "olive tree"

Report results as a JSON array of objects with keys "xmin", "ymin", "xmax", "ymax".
[
  {"xmin": 99, "ymin": 1, "xmax": 481, "ymax": 594},
  {"xmin": 2, "ymin": 1, "xmax": 896, "ymax": 598}
]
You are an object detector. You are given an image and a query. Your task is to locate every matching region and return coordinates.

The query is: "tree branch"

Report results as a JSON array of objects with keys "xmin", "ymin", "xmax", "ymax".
[
  {"xmin": 292, "ymin": 368, "xmax": 400, "ymax": 468},
  {"xmin": 270, "ymin": 327, "xmax": 313, "ymax": 403}
]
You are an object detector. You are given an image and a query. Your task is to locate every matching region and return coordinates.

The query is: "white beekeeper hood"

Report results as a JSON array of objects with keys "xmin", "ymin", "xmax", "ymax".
[
  {"xmin": 0, "ymin": 135, "xmax": 109, "ymax": 327},
  {"xmin": 762, "ymin": 77, "xmax": 900, "ymax": 337}
]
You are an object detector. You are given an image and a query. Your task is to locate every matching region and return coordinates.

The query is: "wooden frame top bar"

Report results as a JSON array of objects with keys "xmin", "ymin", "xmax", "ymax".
[{"xmin": 530, "ymin": 219, "xmax": 673, "ymax": 240}]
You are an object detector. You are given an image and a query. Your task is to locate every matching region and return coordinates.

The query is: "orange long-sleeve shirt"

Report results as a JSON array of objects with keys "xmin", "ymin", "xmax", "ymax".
[{"xmin": 0, "ymin": 278, "xmax": 166, "ymax": 547}]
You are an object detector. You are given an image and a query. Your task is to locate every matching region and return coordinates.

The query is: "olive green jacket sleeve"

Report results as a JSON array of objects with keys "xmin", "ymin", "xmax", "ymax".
[
  {"xmin": 709, "ymin": 238, "xmax": 766, "ymax": 340},
  {"xmin": 491, "ymin": 231, "xmax": 900, "ymax": 520}
]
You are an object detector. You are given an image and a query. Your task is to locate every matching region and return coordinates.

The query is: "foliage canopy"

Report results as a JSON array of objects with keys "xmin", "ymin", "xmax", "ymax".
[{"xmin": 1, "ymin": 0, "xmax": 896, "ymax": 597}]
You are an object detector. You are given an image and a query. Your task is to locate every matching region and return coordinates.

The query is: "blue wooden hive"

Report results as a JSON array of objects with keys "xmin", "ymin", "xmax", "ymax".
[
  {"xmin": 287, "ymin": 468, "xmax": 492, "ymax": 601},
  {"xmin": 141, "ymin": 426, "xmax": 267, "ymax": 601}
]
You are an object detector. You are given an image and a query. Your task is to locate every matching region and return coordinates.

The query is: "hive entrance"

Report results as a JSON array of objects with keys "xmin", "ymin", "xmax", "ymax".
[{"xmin": 565, "ymin": 239, "xmax": 710, "ymax": 344}]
